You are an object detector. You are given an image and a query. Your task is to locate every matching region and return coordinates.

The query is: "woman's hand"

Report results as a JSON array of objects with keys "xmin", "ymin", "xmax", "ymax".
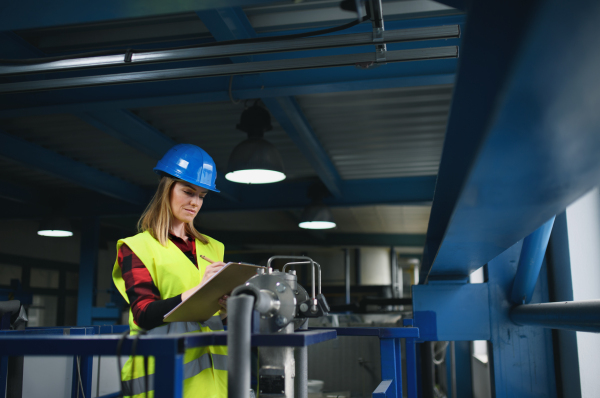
[
  {"xmin": 181, "ymin": 262, "xmax": 227, "ymax": 301},
  {"xmin": 218, "ymin": 294, "xmax": 229, "ymax": 319},
  {"xmin": 200, "ymin": 261, "xmax": 227, "ymax": 285}
]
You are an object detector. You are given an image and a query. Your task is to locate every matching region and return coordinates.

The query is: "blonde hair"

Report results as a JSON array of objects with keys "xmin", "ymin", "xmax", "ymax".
[{"xmin": 137, "ymin": 175, "xmax": 209, "ymax": 246}]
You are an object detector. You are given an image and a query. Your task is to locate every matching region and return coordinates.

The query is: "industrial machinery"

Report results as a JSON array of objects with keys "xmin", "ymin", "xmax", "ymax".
[{"xmin": 228, "ymin": 255, "xmax": 330, "ymax": 398}]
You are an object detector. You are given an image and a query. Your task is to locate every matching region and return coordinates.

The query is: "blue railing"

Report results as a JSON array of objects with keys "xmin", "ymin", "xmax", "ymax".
[{"xmin": 0, "ymin": 324, "xmax": 420, "ymax": 398}]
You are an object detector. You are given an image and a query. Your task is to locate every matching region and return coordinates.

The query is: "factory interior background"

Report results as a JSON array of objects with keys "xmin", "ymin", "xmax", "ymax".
[{"xmin": 1, "ymin": 0, "xmax": 600, "ymax": 397}]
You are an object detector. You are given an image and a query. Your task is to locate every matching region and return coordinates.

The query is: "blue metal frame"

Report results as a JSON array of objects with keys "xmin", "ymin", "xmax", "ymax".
[
  {"xmin": 0, "ymin": 325, "xmax": 421, "ymax": 398},
  {"xmin": 0, "ymin": 15, "xmax": 463, "ymax": 119},
  {"xmin": 0, "ymin": 326, "xmax": 337, "ymax": 398},
  {"xmin": 314, "ymin": 326, "xmax": 420, "ymax": 398},
  {"xmin": 77, "ymin": 109, "xmax": 176, "ymax": 159},
  {"xmin": 421, "ymin": 0, "xmax": 600, "ymax": 283}
]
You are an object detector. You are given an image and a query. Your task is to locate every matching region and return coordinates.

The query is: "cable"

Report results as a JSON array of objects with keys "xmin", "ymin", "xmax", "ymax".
[
  {"xmin": 96, "ymin": 356, "xmax": 101, "ymax": 398},
  {"xmin": 116, "ymin": 330, "xmax": 130, "ymax": 397},
  {"xmin": 229, "ymin": 75, "xmax": 240, "ymax": 105},
  {"xmin": 0, "ymin": 16, "xmax": 369, "ymax": 65},
  {"xmin": 76, "ymin": 356, "xmax": 86, "ymax": 398},
  {"xmin": 432, "ymin": 341, "xmax": 449, "ymax": 365}
]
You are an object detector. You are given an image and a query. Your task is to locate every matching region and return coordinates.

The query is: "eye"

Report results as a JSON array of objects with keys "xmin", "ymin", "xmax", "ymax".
[{"xmin": 184, "ymin": 191, "xmax": 193, "ymax": 196}]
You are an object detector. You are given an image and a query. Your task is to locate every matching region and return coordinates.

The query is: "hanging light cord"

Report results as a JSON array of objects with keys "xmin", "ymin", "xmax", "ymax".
[{"xmin": 0, "ymin": 16, "xmax": 369, "ymax": 65}]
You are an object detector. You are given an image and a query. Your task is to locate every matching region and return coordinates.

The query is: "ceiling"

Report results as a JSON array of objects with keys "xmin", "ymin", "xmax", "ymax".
[{"xmin": 0, "ymin": 0, "xmax": 462, "ymax": 252}]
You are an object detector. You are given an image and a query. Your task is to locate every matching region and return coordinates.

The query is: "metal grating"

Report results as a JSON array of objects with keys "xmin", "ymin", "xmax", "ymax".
[
  {"xmin": 0, "ymin": 113, "xmax": 158, "ymax": 187},
  {"xmin": 132, "ymin": 102, "xmax": 317, "ymax": 180},
  {"xmin": 296, "ymin": 84, "xmax": 453, "ymax": 179}
]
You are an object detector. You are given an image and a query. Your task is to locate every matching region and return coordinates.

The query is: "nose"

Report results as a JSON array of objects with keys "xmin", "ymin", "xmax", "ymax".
[{"xmin": 190, "ymin": 194, "xmax": 201, "ymax": 208}]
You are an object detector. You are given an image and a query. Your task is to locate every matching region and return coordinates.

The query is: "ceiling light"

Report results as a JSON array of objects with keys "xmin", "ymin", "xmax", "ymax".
[
  {"xmin": 37, "ymin": 218, "xmax": 73, "ymax": 237},
  {"xmin": 226, "ymin": 103, "xmax": 286, "ymax": 184},
  {"xmin": 299, "ymin": 202, "xmax": 336, "ymax": 230}
]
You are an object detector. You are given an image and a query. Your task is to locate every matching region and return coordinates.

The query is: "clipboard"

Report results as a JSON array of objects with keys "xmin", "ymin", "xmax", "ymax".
[{"xmin": 164, "ymin": 262, "xmax": 264, "ymax": 323}]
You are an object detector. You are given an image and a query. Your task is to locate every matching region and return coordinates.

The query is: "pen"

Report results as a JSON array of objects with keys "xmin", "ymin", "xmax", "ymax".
[{"xmin": 200, "ymin": 255, "xmax": 215, "ymax": 263}]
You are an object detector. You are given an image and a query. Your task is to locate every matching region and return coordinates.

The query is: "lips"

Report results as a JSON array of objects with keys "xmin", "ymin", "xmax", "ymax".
[{"xmin": 184, "ymin": 209, "xmax": 196, "ymax": 215}]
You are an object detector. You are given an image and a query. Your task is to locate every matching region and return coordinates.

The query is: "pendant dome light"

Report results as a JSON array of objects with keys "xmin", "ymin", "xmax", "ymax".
[
  {"xmin": 298, "ymin": 182, "xmax": 336, "ymax": 230},
  {"xmin": 37, "ymin": 217, "xmax": 73, "ymax": 237},
  {"xmin": 226, "ymin": 102, "xmax": 286, "ymax": 184},
  {"xmin": 299, "ymin": 201, "xmax": 336, "ymax": 230}
]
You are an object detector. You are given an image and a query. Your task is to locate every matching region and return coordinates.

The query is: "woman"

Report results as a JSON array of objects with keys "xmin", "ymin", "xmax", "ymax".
[{"xmin": 112, "ymin": 144, "xmax": 228, "ymax": 398}]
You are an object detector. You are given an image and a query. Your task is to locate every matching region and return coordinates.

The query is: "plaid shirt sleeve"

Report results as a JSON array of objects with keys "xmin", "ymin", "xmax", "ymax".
[
  {"xmin": 118, "ymin": 243, "xmax": 164, "ymax": 327},
  {"xmin": 117, "ymin": 237, "xmax": 198, "ymax": 330}
]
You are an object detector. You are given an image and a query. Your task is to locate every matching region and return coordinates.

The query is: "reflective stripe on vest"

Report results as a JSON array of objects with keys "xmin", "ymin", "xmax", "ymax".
[
  {"xmin": 201, "ymin": 315, "xmax": 224, "ymax": 331},
  {"xmin": 212, "ymin": 353, "xmax": 228, "ymax": 371},
  {"xmin": 144, "ymin": 316, "xmax": 223, "ymax": 336},
  {"xmin": 146, "ymin": 321, "xmax": 201, "ymax": 335},
  {"xmin": 122, "ymin": 353, "xmax": 213, "ymax": 396}
]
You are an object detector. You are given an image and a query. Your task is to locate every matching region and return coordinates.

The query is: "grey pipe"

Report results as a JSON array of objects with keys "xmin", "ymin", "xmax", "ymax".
[
  {"xmin": 295, "ymin": 320, "xmax": 309, "ymax": 398},
  {"xmin": 228, "ymin": 294, "xmax": 255, "ymax": 398}
]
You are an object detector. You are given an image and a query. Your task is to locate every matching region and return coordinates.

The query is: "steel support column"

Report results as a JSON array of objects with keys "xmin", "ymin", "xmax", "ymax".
[{"xmin": 76, "ymin": 217, "xmax": 100, "ymax": 326}]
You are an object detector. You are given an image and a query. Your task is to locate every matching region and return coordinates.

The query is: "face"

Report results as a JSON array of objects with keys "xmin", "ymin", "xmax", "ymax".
[{"xmin": 170, "ymin": 181, "xmax": 208, "ymax": 224}]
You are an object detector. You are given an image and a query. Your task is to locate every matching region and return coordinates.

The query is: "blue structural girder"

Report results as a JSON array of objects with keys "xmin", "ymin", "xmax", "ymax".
[
  {"xmin": 77, "ymin": 109, "xmax": 176, "ymax": 160},
  {"xmin": 0, "ymin": 129, "xmax": 149, "ymax": 205},
  {"xmin": 0, "ymin": 175, "xmax": 435, "ymax": 220},
  {"xmin": 421, "ymin": 0, "xmax": 600, "ymax": 282},
  {"xmin": 0, "ymin": 15, "xmax": 463, "ymax": 119},
  {"xmin": 0, "ymin": 180, "xmax": 37, "ymax": 203},
  {"xmin": 412, "ymin": 283, "xmax": 490, "ymax": 341},
  {"xmin": 197, "ymin": 7, "xmax": 344, "ymax": 198}
]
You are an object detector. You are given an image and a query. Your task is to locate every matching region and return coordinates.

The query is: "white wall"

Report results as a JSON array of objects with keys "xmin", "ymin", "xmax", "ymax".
[
  {"xmin": 359, "ymin": 247, "xmax": 391, "ymax": 285},
  {"xmin": 566, "ymin": 187, "xmax": 600, "ymax": 397}
]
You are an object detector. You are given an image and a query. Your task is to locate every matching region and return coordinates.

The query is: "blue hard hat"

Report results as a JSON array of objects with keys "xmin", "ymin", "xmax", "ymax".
[{"xmin": 154, "ymin": 144, "xmax": 220, "ymax": 192}]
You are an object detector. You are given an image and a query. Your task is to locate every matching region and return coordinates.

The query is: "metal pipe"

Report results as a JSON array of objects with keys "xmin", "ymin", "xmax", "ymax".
[
  {"xmin": 510, "ymin": 299, "xmax": 600, "ymax": 332},
  {"xmin": 390, "ymin": 246, "xmax": 397, "ymax": 299},
  {"xmin": 510, "ymin": 216, "xmax": 556, "ymax": 304},
  {"xmin": 0, "ymin": 26, "xmax": 459, "ymax": 77},
  {"xmin": 344, "ymin": 249, "xmax": 351, "ymax": 305},
  {"xmin": 295, "ymin": 319, "xmax": 309, "ymax": 398},
  {"xmin": 283, "ymin": 260, "xmax": 322, "ymax": 295},
  {"xmin": 227, "ymin": 294, "xmax": 255, "ymax": 398},
  {"xmin": 0, "ymin": 46, "xmax": 459, "ymax": 94}
]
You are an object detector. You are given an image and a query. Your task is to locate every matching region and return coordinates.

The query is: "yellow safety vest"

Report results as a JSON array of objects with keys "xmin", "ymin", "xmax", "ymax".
[{"xmin": 112, "ymin": 230, "xmax": 228, "ymax": 398}]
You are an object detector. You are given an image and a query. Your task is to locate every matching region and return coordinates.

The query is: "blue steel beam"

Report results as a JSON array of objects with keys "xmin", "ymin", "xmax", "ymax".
[
  {"xmin": 0, "ymin": 15, "xmax": 463, "ymax": 118},
  {"xmin": 77, "ymin": 109, "xmax": 176, "ymax": 159},
  {"xmin": 0, "ymin": 129, "xmax": 149, "ymax": 205},
  {"xmin": 0, "ymin": 0, "xmax": 283, "ymax": 32},
  {"xmin": 0, "ymin": 180, "xmax": 37, "ymax": 203},
  {"xmin": 197, "ymin": 7, "xmax": 343, "ymax": 197},
  {"xmin": 0, "ymin": 175, "xmax": 435, "ymax": 219},
  {"xmin": 510, "ymin": 216, "xmax": 555, "ymax": 304},
  {"xmin": 421, "ymin": 0, "xmax": 600, "ymax": 282}
]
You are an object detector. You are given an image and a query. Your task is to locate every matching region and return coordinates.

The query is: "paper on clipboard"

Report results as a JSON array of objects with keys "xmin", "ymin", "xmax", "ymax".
[{"xmin": 163, "ymin": 262, "xmax": 263, "ymax": 323}]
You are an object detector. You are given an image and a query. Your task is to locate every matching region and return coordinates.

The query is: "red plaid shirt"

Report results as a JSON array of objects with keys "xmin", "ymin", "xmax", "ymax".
[{"xmin": 118, "ymin": 234, "xmax": 197, "ymax": 328}]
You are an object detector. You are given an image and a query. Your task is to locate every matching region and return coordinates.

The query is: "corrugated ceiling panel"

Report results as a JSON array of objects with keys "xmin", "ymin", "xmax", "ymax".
[
  {"xmin": 0, "ymin": 114, "xmax": 158, "ymax": 187},
  {"xmin": 132, "ymin": 102, "xmax": 317, "ymax": 180},
  {"xmin": 296, "ymin": 84, "xmax": 452, "ymax": 179}
]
